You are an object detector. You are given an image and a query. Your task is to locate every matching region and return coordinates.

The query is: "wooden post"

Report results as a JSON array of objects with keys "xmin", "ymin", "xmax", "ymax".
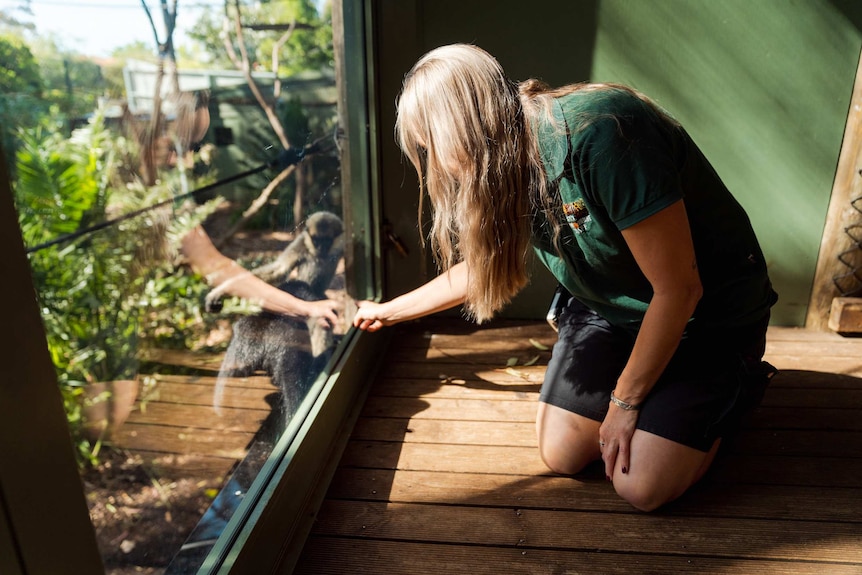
[
  {"xmin": 806, "ymin": 48, "xmax": 862, "ymax": 331},
  {"xmin": 828, "ymin": 297, "xmax": 862, "ymax": 333}
]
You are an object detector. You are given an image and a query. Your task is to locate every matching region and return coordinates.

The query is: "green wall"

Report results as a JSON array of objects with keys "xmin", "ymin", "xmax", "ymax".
[
  {"xmin": 375, "ymin": 0, "xmax": 862, "ymax": 325},
  {"xmin": 590, "ymin": 0, "xmax": 862, "ymax": 325}
]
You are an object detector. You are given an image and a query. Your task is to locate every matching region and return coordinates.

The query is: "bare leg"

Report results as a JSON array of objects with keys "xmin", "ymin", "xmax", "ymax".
[
  {"xmin": 536, "ymin": 401, "xmax": 720, "ymax": 511},
  {"xmin": 536, "ymin": 402, "xmax": 602, "ymax": 475},
  {"xmin": 612, "ymin": 430, "xmax": 720, "ymax": 511}
]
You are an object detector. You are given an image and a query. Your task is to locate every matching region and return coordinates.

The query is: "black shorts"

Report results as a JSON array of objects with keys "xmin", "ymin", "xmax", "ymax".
[{"xmin": 540, "ymin": 297, "xmax": 775, "ymax": 452}]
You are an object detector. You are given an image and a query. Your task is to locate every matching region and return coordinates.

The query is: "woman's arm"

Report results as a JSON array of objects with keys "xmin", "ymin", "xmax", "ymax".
[
  {"xmin": 600, "ymin": 199, "xmax": 703, "ymax": 477},
  {"xmin": 181, "ymin": 225, "xmax": 341, "ymax": 326},
  {"xmin": 353, "ymin": 260, "xmax": 470, "ymax": 332}
]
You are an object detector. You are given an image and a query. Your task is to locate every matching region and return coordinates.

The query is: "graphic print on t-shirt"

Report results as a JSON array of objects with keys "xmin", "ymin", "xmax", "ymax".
[{"xmin": 562, "ymin": 199, "xmax": 591, "ymax": 234}]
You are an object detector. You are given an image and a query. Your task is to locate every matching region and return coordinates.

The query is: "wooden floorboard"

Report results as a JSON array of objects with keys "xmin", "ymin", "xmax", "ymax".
[
  {"xmin": 107, "ymin": 362, "xmax": 277, "ymax": 482},
  {"xmin": 294, "ymin": 321, "xmax": 862, "ymax": 574}
]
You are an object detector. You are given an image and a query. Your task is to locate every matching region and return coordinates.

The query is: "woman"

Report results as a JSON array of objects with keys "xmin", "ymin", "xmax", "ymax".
[{"xmin": 353, "ymin": 44, "xmax": 777, "ymax": 511}]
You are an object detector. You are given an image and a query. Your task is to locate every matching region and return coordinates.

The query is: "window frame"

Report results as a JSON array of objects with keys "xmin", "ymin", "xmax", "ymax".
[
  {"xmin": 202, "ymin": 3, "xmax": 386, "ymax": 570},
  {"xmin": 0, "ymin": 141, "xmax": 105, "ymax": 574}
]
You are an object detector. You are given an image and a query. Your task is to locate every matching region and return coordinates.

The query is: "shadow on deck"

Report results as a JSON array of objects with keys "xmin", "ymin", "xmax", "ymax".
[{"xmin": 294, "ymin": 319, "xmax": 862, "ymax": 574}]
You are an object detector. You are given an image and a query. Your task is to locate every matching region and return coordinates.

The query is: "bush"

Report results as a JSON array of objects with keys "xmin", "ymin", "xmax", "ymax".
[{"xmin": 14, "ymin": 111, "xmax": 220, "ymax": 464}]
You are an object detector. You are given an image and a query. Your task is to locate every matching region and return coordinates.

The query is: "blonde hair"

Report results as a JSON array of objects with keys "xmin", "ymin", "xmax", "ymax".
[
  {"xmin": 397, "ymin": 44, "xmax": 540, "ymax": 322},
  {"xmin": 396, "ymin": 44, "xmax": 676, "ymax": 322}
]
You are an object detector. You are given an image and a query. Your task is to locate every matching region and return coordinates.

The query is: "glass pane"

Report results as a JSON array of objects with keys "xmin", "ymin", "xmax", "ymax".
[{"xmin": 4, "ymin": 2, "xmax": 357, "ymax": 573}]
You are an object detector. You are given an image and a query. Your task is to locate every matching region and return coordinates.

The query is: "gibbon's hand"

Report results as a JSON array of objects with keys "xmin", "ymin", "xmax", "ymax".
[{"xmin": 353, "ymin": 300, "xmax": 395, "ymax": 332}]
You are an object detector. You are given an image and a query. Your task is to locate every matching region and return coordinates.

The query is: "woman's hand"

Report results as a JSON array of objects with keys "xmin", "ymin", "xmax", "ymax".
[
  {"xmin": 303, "ymin": 298, "xmax": 342, "ymax": 328},
  {"xmin": 599, "ymin": 404, "xmax": 639, "ymax": 479},
  {"xmin": 352, "ymin": 261, "xmax": 471, "ymax": 332},
  {"xmin": 353, "ymin": 301, "xmax": 394, "ymax": 332}
]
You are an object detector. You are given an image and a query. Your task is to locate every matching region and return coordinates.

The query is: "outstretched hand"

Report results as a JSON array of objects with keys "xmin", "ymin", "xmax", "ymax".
[
  {"xmin": 353, "ymin": 300, "xmax": 394, "ymax": 332},
  {"xmin": 305, "ymin": 298, "xmax": 342, "ymax": 328}
]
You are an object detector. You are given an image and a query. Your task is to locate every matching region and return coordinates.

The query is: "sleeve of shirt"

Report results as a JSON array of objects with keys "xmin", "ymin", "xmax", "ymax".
[{"xmin": 573, "ymin": 98, "xmax": 684, "ymax": 230}]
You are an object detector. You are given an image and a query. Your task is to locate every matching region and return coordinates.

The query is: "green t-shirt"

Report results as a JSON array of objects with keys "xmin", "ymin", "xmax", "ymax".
[{"xmin": 531, "ymin": 88, "xmax": 776, "ymax": 333}]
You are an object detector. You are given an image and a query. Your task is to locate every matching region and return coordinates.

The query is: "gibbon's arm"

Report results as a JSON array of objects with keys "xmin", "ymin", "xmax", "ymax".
[
  {"xmin": 181, "ymin": 226, "xmax": 340, "ymax": 325},
  {"xmin": 250, "ymin": 235, "xmax": 304, "ymax": 283},
  {"xmin": 353, "ymin": 261, "xmax": 469, "ymax": 332}
]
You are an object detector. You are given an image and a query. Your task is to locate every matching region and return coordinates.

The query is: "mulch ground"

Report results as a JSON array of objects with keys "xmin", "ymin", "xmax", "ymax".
[{"xmin": 83, "ymin": 449, "xmax": 221, "ymax": 574}]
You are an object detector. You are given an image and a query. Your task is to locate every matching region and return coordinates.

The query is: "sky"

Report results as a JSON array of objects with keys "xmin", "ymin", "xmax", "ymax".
[{"xmin": 1, "ymin": 0, "xmax": 231, "ymax": 58}]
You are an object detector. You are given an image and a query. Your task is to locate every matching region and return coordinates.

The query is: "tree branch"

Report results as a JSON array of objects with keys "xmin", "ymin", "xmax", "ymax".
[
  {"xmin": 214, "ymin": 165, "xmax": 296, "ymax": 248},
  {"xmin": 272, "ymin": 20, "xmax": 297, "ymax": 99},
  {"xmin": 223, "ymin": 0, "xmax": 290, "ymax": 149}
]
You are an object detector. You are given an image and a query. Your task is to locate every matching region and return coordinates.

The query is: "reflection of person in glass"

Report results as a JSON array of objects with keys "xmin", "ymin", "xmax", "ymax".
[
  {"xmin": 353, "ymin": 44, "xmax": 777, "ymax": 511},
  {"xmin": 174, "ymin": 90, "xmax": 342, "ymax": 327},
  {"xmin": 210, "ymin": 210, "xmax": 345, "ymax": 418}
]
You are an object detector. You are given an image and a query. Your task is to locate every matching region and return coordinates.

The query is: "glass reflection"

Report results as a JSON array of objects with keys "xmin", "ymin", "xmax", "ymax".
[{"xmin": 7, "ymin": 1, "xmax": 348, "ymax": 572}]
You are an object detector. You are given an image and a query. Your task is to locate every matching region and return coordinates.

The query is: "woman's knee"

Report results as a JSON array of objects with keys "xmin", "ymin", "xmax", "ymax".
[
  {"xmin": 611, "ymin": 435, "xmax": 721, "ymax": 512},
  {"xmin": 612, "ymin": 474, "xmax": 680, "ymax": 512},
  {"xmin": 537, "ymin": 437, "xmax": 595, "ymax": 475},
  {"xmin": 535, "ymin": 402, "xmax": 601, "ymax": 475}
]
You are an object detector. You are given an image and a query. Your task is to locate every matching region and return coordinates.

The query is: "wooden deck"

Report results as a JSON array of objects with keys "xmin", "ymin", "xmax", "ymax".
[
  {"xmin": 293, "ymin": 319, "xmax": 862, "ymax": 574},
  {"xmin": 112, "ymin": 357, "xmax": 275, "ymax": 482}
]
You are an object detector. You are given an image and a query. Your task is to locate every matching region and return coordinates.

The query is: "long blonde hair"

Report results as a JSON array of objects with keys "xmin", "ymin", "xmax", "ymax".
[
  {"xmin": 397, "ymin": 44, "xmax": 541, "ymax": 322},
  {"xmin": 396, "ymin": 44, "xmax": 676, "ymax": 322}
]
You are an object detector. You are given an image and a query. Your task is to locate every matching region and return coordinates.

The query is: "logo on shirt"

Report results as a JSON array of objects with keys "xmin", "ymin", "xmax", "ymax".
[{"xmin": 562, "ymin": 199, "xmax": 591, "ymax": 234}]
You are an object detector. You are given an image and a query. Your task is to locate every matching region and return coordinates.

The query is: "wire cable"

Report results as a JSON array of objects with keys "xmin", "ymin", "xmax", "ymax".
[{"xmin": 25, "ymin": 136, "xmax": 332, "ymax": 254}]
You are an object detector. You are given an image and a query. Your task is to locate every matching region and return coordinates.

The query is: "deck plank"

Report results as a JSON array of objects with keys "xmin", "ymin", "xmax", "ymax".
[
  {"xmin": 112, "ymin": 422, "xmax": 256, "ymax": 459},
  {"xmin": 325, "ymin": 467, "xmax": 862, "ymax": 522},
  {"xmin": 297, "ymin": 538, "xmax": 862, "ymax": 575},
  {"xmin": 295, "ymin": 321, "xmax": 862, "ymax": 574},
  {"xmin": 106, "ymin": 372, "xmax": 277, "ymax": 499},
  {"xmin": 310, "ymin": 499, "xmax": 862, "ymax": 563}
]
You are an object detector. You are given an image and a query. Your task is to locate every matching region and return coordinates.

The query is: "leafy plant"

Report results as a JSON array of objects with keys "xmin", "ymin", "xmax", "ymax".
[
  {"xmin": 0, "ymin": 32, "xmax": 47, "ymax": 172},
  {"xmin": 15, "ymin": 111, "xmax": 219, "ymax": 463}
]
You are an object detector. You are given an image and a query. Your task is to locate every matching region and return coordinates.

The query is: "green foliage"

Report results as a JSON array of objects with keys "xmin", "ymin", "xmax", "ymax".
[
  {"xmin": 15, "ymin": 113, "xmax": 220, "ymax": 463},
  {"xmin": 0, "ymin": 31, "xmax": 110, "ymax": 169},
  {"xmin": 31, "ymin": 38, "xmax": 107, "ymax": 120},
  {"xmin": 186, "ymin": 0, "xmax": 333, "ymax": 75},
  {"xmin": 183, "ymin": 10, "xmax": 229, "ymax": 68},
  {"xmin": 254, "ymin": 0, "xmax": 334, "ymax": 76},
  {"xmin": 0, "ymin": 31, "xmax": 41, "ymax": 93},
  {"xmin": 18, "ymin": 117, "xmax": 138, "ymax": 386},
  {"xmin": 0, "ymin": 32, "xmax": 46, "ymax": 167}
]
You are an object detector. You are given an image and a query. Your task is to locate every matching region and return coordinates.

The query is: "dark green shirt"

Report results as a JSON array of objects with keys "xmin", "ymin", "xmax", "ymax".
[{"xmin": 532, "ymin": 88, "xmax": 775, "ymax": 333}]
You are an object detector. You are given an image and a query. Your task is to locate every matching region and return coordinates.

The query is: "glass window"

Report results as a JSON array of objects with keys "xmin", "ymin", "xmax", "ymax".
[{"xmin": 4, "ymin": 1, "xmax": 369, "ymax": 572}]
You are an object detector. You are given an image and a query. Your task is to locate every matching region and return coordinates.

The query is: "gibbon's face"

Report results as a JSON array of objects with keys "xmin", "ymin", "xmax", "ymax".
[{"xmin": 305, "ymin": 213, "xmax": 344, "ymax": 257}]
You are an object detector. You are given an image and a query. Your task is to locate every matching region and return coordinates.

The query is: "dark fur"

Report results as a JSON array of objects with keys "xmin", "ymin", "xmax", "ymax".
[
  {"xmin": 213, "ymin": 280, "xmax": 334, "ymax": 419},
  {"xmin": 205, "ymin": 210, "xmax": 344, "ymax": 314},
  {"xmin": 250, "ymin": 210, "xmax": 344, "ymax": 294},
  {"xmin": 209, "ymin": 212, "xmax": 345, "ymax": 421}
]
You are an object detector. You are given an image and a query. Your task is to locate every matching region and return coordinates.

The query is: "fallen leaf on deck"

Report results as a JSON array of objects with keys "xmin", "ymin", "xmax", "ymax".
[{"xmin": 529, "ymin": 338, "xmax": 550, "ymax": 351}]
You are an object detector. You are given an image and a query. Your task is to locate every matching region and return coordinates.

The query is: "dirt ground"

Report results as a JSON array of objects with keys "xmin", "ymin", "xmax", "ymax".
[{"xmin": 82, "ymin": 450, "xmax": 222, "ymax": 574}]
